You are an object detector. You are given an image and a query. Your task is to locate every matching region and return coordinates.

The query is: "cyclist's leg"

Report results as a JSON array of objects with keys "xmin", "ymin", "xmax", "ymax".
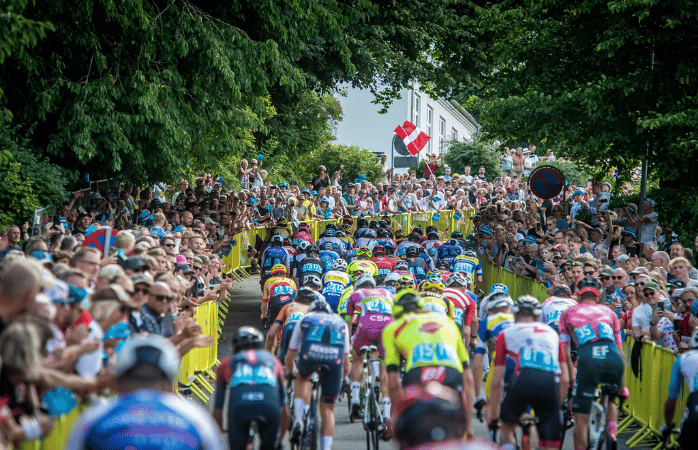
[
  {"xmin": 571, "ymin": 344, "xmax": 601, "ymax": 450},
  {"xmin": 319, "ymin": 362, "xmax": 343, "ymax": 450},
  {"xmin": 350, "ymin": 317, "xmax": 372, "ymax": 406},
  {"xmin": 499, "ymin": 373, "xmax": 528, "ymax": 450},
  {"xmin": 599, "ymin": 346, "xmax": 625, "ymax": 442},
  {"xmin": 257, "ymin": 402, "xmax": 281, "ymax": 450},
  {"xmin": 292, "ymin": 357, "xmax": 315, "ymax": 432}
]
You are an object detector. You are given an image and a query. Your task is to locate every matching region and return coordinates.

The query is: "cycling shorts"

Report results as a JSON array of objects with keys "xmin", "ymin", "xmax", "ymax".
[
  {"xmin": 572, "ymin": 340, "xmax": 624, "ymax": 414},
  {"xmin": 352, "ymin": 314, "xmax": 393, "ymax": 359},
  {"xmin": 268, "ymin": 297, "xmax": 292, "ymax": 324},
  {"xmin": 403, "ymin": 366, "xmax": 463, "ymax": 394},
  {"xmin": 680, "ymin": 391, "xmax": 698, "ymax": 450},
  {"xmin": 227, "ymin": 385, "xmax": 281, "ymax": 450},
  {"xmin": 500, "ymin": 368, "xmax": 562, "ymax": 448},
  {"xmin": 296, "ymin": 348, "xmax": 344, "ymax": 404}
]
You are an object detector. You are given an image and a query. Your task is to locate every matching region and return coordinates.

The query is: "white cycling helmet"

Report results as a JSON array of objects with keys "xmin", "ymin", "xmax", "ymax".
[
  {"xmin": 355, "ymin": 272, "xmax": 376, "ymax": 289},
  {"xmin": 512, "ymin": 295, "xmax": 542, "ymax": 315},
  {"xmin": 483, "ymin": 291, "xmax": 514, "ymax": 311},
  {"xmin": 332, "ymin": 259, "xmax": 348, "ymax": 271},
  {"xmin": 690, "ymin": 329, "xmax": 698, "ymax": 349},
  {"xmin": 446, "ymin": 272, "xmax": 472, "ymax": 288},
  {"xmin": 113, "ymin": 335, "xmax": 180, "ymax": 381}
]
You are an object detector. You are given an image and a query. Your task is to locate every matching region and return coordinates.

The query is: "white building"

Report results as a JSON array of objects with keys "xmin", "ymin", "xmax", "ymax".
[{"xmin": 333, "ymin": 84, "xmax": 480, "ymax": 171}]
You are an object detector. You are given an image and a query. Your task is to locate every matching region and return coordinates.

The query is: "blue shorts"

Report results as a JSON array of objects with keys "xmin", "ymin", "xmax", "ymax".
[{"xmin": 297, "ymin": 345, "xmax": 344, "ymax": 403}]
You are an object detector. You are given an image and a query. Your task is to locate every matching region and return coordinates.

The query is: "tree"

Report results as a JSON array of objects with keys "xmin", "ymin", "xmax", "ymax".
[
  {"xmin": 302, "ymin": 144, "xmax": 382, "ymax": 187},
  {"xmin": 452, "ymin": 0, "xmax": 698, "ymax": 241},
  {"xmin": 444, "ymin": 134, "xmax": 502, "ymax": 179}
]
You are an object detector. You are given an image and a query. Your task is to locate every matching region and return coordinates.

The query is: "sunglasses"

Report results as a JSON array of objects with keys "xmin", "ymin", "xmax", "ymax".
[
  {"xmin": 152, "ymin": 294, "xmax": 174, "ymax": 302},
  {"xmin": 611, "ymin": 276, "xmax": 624, "ymax": 280},
  {"xmin": 571, "ymin": 262, "xmax": 583, "ymax": 267},
  {"xmin": 643, "ymin": 291, "xmax": 655, "ymax": 297},
  {"xmin": 193, "ymin": 266, "xmax": 202, "ymax": 271},
  {"xmin": 163, "ymin": 243, "xmax": 175, "ymax": 248},
  {"xmin": 599, "ymin": 276, "xmax": 609, "ymax": 280},
  {"xmin": 134, "ymin": 287, "xmax": 149, "ymax": 295},
  {"xmin": 636, "ymin": 282, "xmax": 646, "ymax": 287},
  {"xmin": 584, "ymin": 271, "xmax": 596, "ymax": 276}
]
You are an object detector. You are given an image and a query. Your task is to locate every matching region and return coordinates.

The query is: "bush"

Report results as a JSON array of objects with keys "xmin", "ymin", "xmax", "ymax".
[
  {"xmin": 532, "ymin": 159, "xmax": 591, "ymax": 186},
  {"xmin": 444, "ymin": 134, "xmax": 503, "ymax": 179},
  {"xmin": 301, "ymin": 144, "xmax": 382, "ymax": 187}
]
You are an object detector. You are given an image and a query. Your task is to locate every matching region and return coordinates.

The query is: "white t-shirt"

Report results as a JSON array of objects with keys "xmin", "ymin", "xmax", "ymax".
[
  {"xmin": 523, "ymin": 155, "xmax": 539, "ymax": 176},
  {"xmin": 631, "ymin": 303, "xmax": 653, "ymax": 332},
  {"xmin": 462, "ymin": 174, "xmax": 474, "ymax": 183},
  {"xmin": 76, "ymin": 320, "xmax": 104, "ymax": 377},
  {"xmin": 639, "ymin": 211, "xmax": 659, "ymax": 243},
  {"xmin": 380, "ymin": 163, "xmax": 391, "ymax": 183}
]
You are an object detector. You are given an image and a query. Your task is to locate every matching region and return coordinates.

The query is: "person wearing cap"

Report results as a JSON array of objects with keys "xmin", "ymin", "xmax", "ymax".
[
  {"xmin": 342, "ymin": 183, "xmax": 358, "ymax": 215},
  {"xmin": 633, "ymin": 280, "xmax": 668, "ymax": 342},
  {"xmin": 67, "ymin": 334, "xmax": 222, "ymax": 450},
  {"xmin": 569, "ymin": 189, "xmax": 585, "ymax": 221},
  {"xmin": 598, "ymin": 267, "xmax": 620, "ymax": 311},
  {"xmin": 579, "ymin": 181, "xmax": 610, "ymax": 226},
  {"xmin": 140, "ymin": 281, "xmax": 175, "ymax": 337},
  {"xmin": 64, "ymin": 284, "xmax": 104, "ymax": 378},
  {"xmin": 638, "ymin": 198, "xmax": 659, "ymax": 244}
]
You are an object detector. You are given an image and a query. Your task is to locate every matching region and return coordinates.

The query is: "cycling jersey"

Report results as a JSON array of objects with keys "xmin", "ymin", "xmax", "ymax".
[
  {"xmin": 420, "ymin": 292, "xmax": 455, "ymax": 320},
  {"xmin": 540, "ymin": 296, "xmax": 577, "ymax": 332},
  {"xmin": 405, "ymin": 257, "xmax": 428, "ymax": 283},
  {"xmin": 290, "ymin": 231, "xmax": 314, "ymax": 245},
  {"xmin": 435, "ymin": 244, "xmax": 463, "ymax": 264},
  {"xmin": 424, "ymin": 240, "xmax": 442, "ymax": 257},
  {"xmin": 375, "ymin": 238, "xmax": 396, "ymax": 253},
  {"xmin": 355, "ymin": 237, "xmax": 378, "ymax": 250},
  {"xmin": 346, "ymin": 287, "xmax": 394, "ymax": 358},
  {"xmin": 450, "ymin": 255, "xmax": 482, "ymax": 279},
  {"xmin": 321, "ymin": 270, "xmax": 353, "ymax": 311},
  {"xmin": 371, "ymin": 256, "xmax": 395, "ymax": 282},
  {"xmin": 66, "ymin": 390, "xmax": 222, "ymax": 450},
  {"xmin": 443, "ymin": 288, "xmax": 477, "ymax": 328},
  {"xmin": 336, "ymin": 286, "xmax": 355, "ymax": 317},
  {"xmin": 394, "ymin": 241, "xmax": 420, "ymax": 257},
  {"xmin": 476, "ymin": 312, "xmax": 514, "ymax": 356},
  {"xmin": 668, "ymin": 349, "xmax": 698, "ymax": 448},
  {"xmin": 296, "ymin": 256, "xmax": 325, "ymax": 284},
  {"xmin": 261, "ymin": 246, "xmax": 291, "ymax": 278},
  {"xmin": 275, "ymin": 301, "xmax": 311, "ymax": 361},
  {"xmin": 318, "ymin": 250, "xmax": 340, "ymax": 271},
  {"xmin": 316, "ymin": 236, "xmax": 344, "ymax": 254},
  {"xmin": 494, "ymin": 322, "xmax": 564, "ymax": 375},
  {"xmin": 262, "ymin": 276, "xmax": 297, "ymax": 322},
  {"xmin": 383, "ymin": 312, "xmax": 469, "ymax": 374},
  {"xmin": 558, "ymin": 303, "xmax": 623, "ymax": 350}
]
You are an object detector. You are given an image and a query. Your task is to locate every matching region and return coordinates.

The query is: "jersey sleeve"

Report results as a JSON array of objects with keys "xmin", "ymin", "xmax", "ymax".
[
  {"xmin": 667, "ymin": 356, "xmax": 685, "ymax": 400},
  {"xmin": 558, "ymin": 341, "xmax": 566, "ymax": 364},
  {"xmin": 464, "ymin": 300, "xmax": 476, "ymax": 328},
  {"xmin": 214, "ymin": 357, "xmax": 231, "ymax": 409},
  {"xmin": 275, "ymin": 304, "xmax": 289, "ymax": 326},
  {"xmin": 262, "ymin": 279, "xmax": 272, "ymax": 304},
  {"xmin": 346, "ymin": 292, "xmax": 360, "ymax": 320},
  {"xmin": 559, "ymin": 310, "xmax": 571, "ymax": 346},
  {"xmin": 382, "ymin": 321, "xmax": 401, "ymax": 370},
  {"xmin": 493, "ymin": 333, "xmax": 507, "ymax": 366},
  {"xmin": 478, "ymin": 317, "xmax": 488, "ymax": 343},
  {"xmin": 476, "ymin": 261, "xmax": 483, "ymax": 277},
  {"xmin": 287, "ymin": 320, "xmax": 304, "ymax": 352},
  {"xmin": 343, "ymin": 322, "xmax": 351, "ymax": 355},
  {"xmin": 612, "ymin": 313, "xmax": 623, "ymax": 350}
]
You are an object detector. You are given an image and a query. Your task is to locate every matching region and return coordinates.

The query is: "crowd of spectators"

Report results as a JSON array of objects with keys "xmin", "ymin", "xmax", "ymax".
[{"xmin": 1, "ymin": 148, "xmax": 698, "ymax": 445}]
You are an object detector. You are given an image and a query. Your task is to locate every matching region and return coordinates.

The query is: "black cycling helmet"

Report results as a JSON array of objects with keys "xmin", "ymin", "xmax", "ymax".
[
  {"xmin": 576, "ymin": 276, "xmax": 601, "ymax": 297},
  {"xmin": 377, "ymin": 228, "xmax": 390, "ymax": 238},
  {"xmin": 435, "ymin": 259, "xmax": 450, "ymax": 270},
  {"xmin": 358, "ymin": 218, "xmax": 369, "ymax": 227},
  {"xmin": 412, "ymin": 226, "xmax": 424, "ymax": 236},
  {"xmin": 270, "ymin": 234, "xmax": 283, "ymax": 245},
  {"xmin": 378, "ymin": 220, "xmax": 388, "ymax": 228},
  {"xmin": 232, "ymin": 326, "xmax": 264, "ymax": 353},
  {"xmin": 295, "ymin": 286, "xmax": 317, "ymax": 304},
  {"xmin": 405, "ymin": 246, "xmax": 420, "ymax": 258},
  {"xmin": 306, "ymin": 244, "xmax": 319, "ymax": 255},
  {"xmin": 325, "ymin": 223, "xmax": 338, "ymax": 231},
  {"xmin": 451, "ymin": 230, "xmax": 464, "ymax": 239},
  {"xmin": 369, "ymin": 221, "xmax": 379, "ymax": 229},
  {"xmin": 426, "ymin": 225, "xmax": 438, "ymax": 234},
  {"xmin": 372, "ymin": 245, "xmax": 386, "ymax": 255},
  {"xmin": 427, "ymin": 231, "xmax": 439, "ymax": 240},
  {"xmin": 407, "ymin": 233, "xmax": 420, "ymax": 243},
  {"xmin": 446, "ymin": 238, "xmax": 459, "ymax": 246},
  {"xmin": 335, "ymin": 230, "xmax": 346, "ymax": 238},
  {"xmin": 365, "ymin": 229, "xmax": 377, "ymax": 239},
  {"xmin": 309, "ymin": 299, "xmax": 332, "ymax": 314}
]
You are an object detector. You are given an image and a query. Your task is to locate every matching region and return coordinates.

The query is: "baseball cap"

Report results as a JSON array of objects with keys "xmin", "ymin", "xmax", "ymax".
[
  {"xmin": 91, "ymin": 284, "xmax": 138, "ymax": 308},
  {"xmin": 643, "ymin": 198, "xmax": 656, "ymax": 206},
  {"xmin": 599, "ymin": 267, "xmax": 613, "ymax": 277},
  {"xmin": 118, "ymin": 257, "xmax": 149, "ymax": 271},
  {"xmin": 68, "ymin": 285, "xmax": 89, "ymax": 305},
  {"xmin": 131, "ymin": 273, "xmax": 153, "ymax": 287},
  {"xmin": 174, "ymin": 264, "xmax": 193, "ymax": 275},
  {"xmin": 573, "ymin": 190, "xmax": 584, "ymax": 197},
  {"xmin": 623, "ymin": 227, "xmax": 637, "ymax": 238},
  {"xmin": 113, "ymin": 334, "xmax": 180, "ymax": 381},
  {"xmin": 479, "ymin": 225, "xmax": 492, "ymax": 235},
  {"xmin": 643, "ymin": 281, "xmax": 660, "ymax": 292}
]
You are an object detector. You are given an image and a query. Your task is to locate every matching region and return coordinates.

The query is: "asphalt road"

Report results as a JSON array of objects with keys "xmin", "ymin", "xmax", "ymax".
[{"xmin": 212, "ymin": 274, "xmax": 650, "ymax": 450}]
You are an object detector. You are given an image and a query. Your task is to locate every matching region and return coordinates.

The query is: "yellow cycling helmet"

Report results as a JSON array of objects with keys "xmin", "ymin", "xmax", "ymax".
[
  {"xmin": 357, "ymin": 246, "xmax": 372, "ymax": 258},
  {"xmin": 271, "ymin": 264, "xmax": 287, "ymax": 275},
  {"xmin": 419, "ymin": 279, "xmax": 445, "ymax": 295},
  {"xmin": 397, "ymin": 273, "xmax": 416, "ymax": 291},
  {"xmin": 393, "ymin": 289, "xmax": 425, "ymax": 318}
]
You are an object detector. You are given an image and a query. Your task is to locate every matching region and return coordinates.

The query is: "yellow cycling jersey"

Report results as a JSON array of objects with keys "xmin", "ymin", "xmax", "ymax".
[
  {"xmin": 347, "ymin": 260, "xmax": 378, "ymax": 277},
  {"xmin": 420, "ymin": 293, "xmax": 455, "ymax": 321},
  {"xmin": 262, "ymin": 276, "xmax": 297, "ymax": 303},
  {"xmin": 337, "ymin": 286, "xmax": 355, "ymax": 317},
  {"xmin": 382, "ymin": 311, "xmax": 468, "ymax": 373}
]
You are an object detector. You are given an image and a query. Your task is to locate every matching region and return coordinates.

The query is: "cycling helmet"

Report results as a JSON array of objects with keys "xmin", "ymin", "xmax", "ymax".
[
  {"xmin": 295, "ymin": 286, "xmax": 317, "ymax": 304},
  {"xmin": 283, "ymin": 237, "xmax": 291, "ymax": 246},
  {"xmin": 309, "ymin": 299, "xmax": 332, "ymax": 314},
  {"xmin": 306, "ymin": 245, "xmax": 319, "ymax": 255},
  {"xmin": 435, "ymin": 259, "xmax": 450, "ymax": 270},
  {"xmin": 446, "ymin": 238, "xmax": 459, "ymax": 246},
  {"xmin": 490, "ymin": 283, "xmax": 509, "ymax": 295},
  {"xmin": 393, "ymin": 290, "xmax": 425, "ymax": 318},
  {"xmin": 552, "ymin": 285, "xmax": 572, "ymax": 298},
  {"xmin": 302, "ymin": 274, "xmax": 323, "ymax": 289},
  {"xmin": 425, "ymin": 271, "xmax": 443, "ymax": 282},
  {"xmin": 299, "ymin": 222, "xmax": 311, "ymax": 232},
  {"xmin": 407, "ymin": 233, "xmax": 421, "ymax": 243},
  {"xmin": 512, "ymin": 295, "xmax": 542, "ymax": 315},
  {"xmin": 446, "ymin": 272, "xmax": 472, "ymax": 288},
  {"xmin": 372, "ymin": 245, "xmax": 386, "ymax": 255},
  {"xmin": 576, "ymin": 276, "xmax": 601, "ymax": 297},
  {"xmin": 464, "ymin": 249, "xmax": 477, "ymax": 257},
  {"xmin": 405, "ymin": 246, "xmax": 420, "ymax": 258},
  {"xmin": 297, "ymin": 240, "xmax": 311, "ymax": 252},
  {"xmin": 483, "ymin": 291, "xmax": 514, "ymax": 311},
  {"xmin": 378, "ymin": 220, "xmax": 388, "ymax": 228},
  {"xmin": 358, "ymin": 218, "xmax": 369, "ymax": 228},
  {"xmin": 394, "ymin": 382, "xmax": 466, "ymax": 448},
  {"xmin": 377, "ymin": 228, "xmax": 390, "ymax": 238},
  {"xmin": 232, "ymin": 326, "xmax": 264, "ymax": 353},
  {"xmin": 384, "ymin": 273, "xmax": 402, "ymax": 288},
  {"xmin": 113, "ymin": 335, "xmax": 180, "ymax": 381},
  {"xmin": 342, "ymin": 224, "xmax": 353, "ymax": 232},
  {"xmin": 357, "ymin": 247, "xmax": 372, "ymax": 258},
  {"xmin": 323, "ymin": 229, "xmax": 336, "ymax": 238},
  {"xmin": 270, "ymin": 234, "xmax": 283, "ymax": 245},
  {"xmin": 365, "ymin": 229, "xmax": 377, "ymax": 239},
  {"xmin": 384, "ymin": 242, "xmax": 396, "ymax": 254},
  {"xmin": 427, "ymin": 231, "xmax": 440, "ymax": 240},
  {"xmin": 426, "ymin": 225, "xmax": 438, "ymax": 234},
  {"xmin": 277, "ymin": 219, "xmax": 289, "ymax": 227},
  {"xmin": 395, "ymin": 230, "xmax": 408, "ymax": 241},
  {"xmin": 397, "ymin": 274, "xmax": 416, "ymax": 291},
  {"xmin": 355, "ymin": 272, "xmax": 376, "ymax": 289},
  {"xmin": 321, "ymin": 241, "xmax": 334, "ymax": 251},
  {"xmin": 332, "ymin": 259, "xmax": 348, "ymax": 271},
  {"xmin": 419, "ymin": 279, "xmax": 445, "ymax": 294},
  {"xmin": 336, "ymin": 230, "xmax": 346, "ymax": 238},
  {"xmin": 369, "ymin": 221, "xmax": 379, "ymax": 229},
  {"xmin": 395, "ymin": 260, "xmax": 409, "ymax": 270},
  {"xmin": 326, "ymin": 223, "xmax": 338, "ymax": 231},
  {"xmin": 690, "ymin": 329, "xmax": 698, "ymax": 349},
  {"xmin": 412, "ymin": 226, "xmax": 424, "ymax": 236},
  {"xmin": 271, "ymin": 264, "xmax": 287, "ymax": 275},
  {"xmin": 451, "ymin": 230, "xmax": 464, "ymax": 239}
]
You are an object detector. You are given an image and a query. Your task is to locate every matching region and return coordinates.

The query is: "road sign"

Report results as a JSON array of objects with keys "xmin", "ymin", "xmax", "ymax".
[{"xmin": 528, "ymin": 165, "xmax": 565, "ymax": 199}]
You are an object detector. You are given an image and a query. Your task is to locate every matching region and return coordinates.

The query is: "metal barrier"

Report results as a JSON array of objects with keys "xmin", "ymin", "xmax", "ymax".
[{"xmin": 25, "ymin": 209, "xmax": 687, "ymax": 448}]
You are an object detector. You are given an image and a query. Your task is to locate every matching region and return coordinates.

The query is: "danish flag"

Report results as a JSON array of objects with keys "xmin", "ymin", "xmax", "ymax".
[{"xmin": 394, "ymin": 121, "xmax": 431, "ymax": 156}]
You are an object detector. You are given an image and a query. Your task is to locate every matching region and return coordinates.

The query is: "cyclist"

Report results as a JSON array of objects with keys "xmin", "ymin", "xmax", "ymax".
[
  {"xmin": 382, "ymin": 290, "xmax": 474, "ymax": 438},
  {"xmin": 418, "ymin": 274, "xmax": 455, "ymax": 320},
  {"xmin": 296, "ymin": 245, "xmax": 325, "ymax": 286},
  {"xmin": 375, "ymin": 229, "xmax": 397, "ymax": 256},
  {"xmin": 540, "ymin": 285, "xmax": 576, "ymax": 332},
  {"xmin": 335, "ymin": 229, "xmax": 354, "ymax": 252},
  {"xmin": 318, "ymin": 242, "xmax": 340, "ymax": 271},
  {"xmin": 316, "ymin": 228, "xmax": 344, "ymax": 254},
  {"xmin": 355, "ymin": 228, "xmax": 378, "ymax": 250},
  {"xmin": 435, "ymin": 259, "xmax": 452, "ymax": 279},
  {"xmin": 346, "ymin": 247, "xmax": 378, "ymax": 281},
  {"xmin": 395, "ymin": 232, "xmax": 421, "ymax": 257},
  {"xmin": 290, "ymin": 222, "xmax": 314, "ymax": 245},
  {"xmin": 450, "ymin": 248, "xmax": 482, "ymax": 293},
  {"xmin": 371, "ymin": 244, "xmax": 395, "ymax": 285},
  {"xmin": 443, "ymin": 272, "xmax": 478, "ymax": 345},
  {"xmin": 424, "ymin": 230, "xmax": 443, "ymax": 257},
  {"xmin": 472, "ymin": 288, "xmax": 515, "ymax": 422},
  {"xmin": 321, "ymin": 259, "xmax": 353, "ymax": 313},
  {"xmin": 261, "ymin": 264, "xmax": 297, "ymax": 324},
  {"xmin": 67, "ymin": 335, "xmax": 222, "ymax": 450},
  {"xmin": 286, "ymin": 299, "xmax": 351, "ymax": 450},
  {"xmin": 345, "ymin": 273, "xmax": 394, "ymax": 428},
  {"xmin": 214, "ymin": 327, "xmax": 288, "ymax": 450},
  {"xmin": 260, "ymin": 234, "xmax": 292, "ymax": 288},
  {"xmin": 436, "ymin": 239, "xmax": 463, "ymax": 267},
  {"xmin": 451, "ymin": 230, "xmax": 468, "ymax": 248},
  {"xmin": 559, "ymin": 277, "xmax": 626, "ymax": 450},
  {"xmin": 266, "ymin": 286, "xmax": 317, "ymax": 362},
  {"xmin": 663, "ymin": 329, "xmax": 698, "ymax": 450},
  {"xmin": 404, "ymin": 246, "xmax": 428, "ymax": 284},
  {"xmin": 489, "ymin": 296, "xmax": 568, "ymax": 450}
]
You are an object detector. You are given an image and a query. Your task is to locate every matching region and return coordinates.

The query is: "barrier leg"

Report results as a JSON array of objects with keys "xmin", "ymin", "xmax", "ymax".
[
  {"xmin": 626, "ymin": 425, "xmax": 652, "ymax": 447},
  {"xmin": 195, "ymin": 373, "xmax": 215, "ymax": 394}
]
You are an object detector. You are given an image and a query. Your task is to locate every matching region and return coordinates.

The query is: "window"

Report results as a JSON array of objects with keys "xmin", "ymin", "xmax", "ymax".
[
  {"xmin": 413, "ymin": 93, "xmax": 421, "ymax": 127},
  {"xmin": 439, "ymin": 117, "xmax": 446, "ymax": 153},
  {"xmin": 426, "ymin": 106, "xmax": 434, "ymax": 153},
  {"xmin": 451, "ymin": 127, "xmax": 458, "ymax": 141}
]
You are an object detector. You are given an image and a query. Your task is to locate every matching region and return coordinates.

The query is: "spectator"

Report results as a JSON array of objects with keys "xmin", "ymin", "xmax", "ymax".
[
  {"xmin": 379, "ymin": 154, "xmax": 392, "ymax": 183},
  {"xmin": 311, "ymin": 165, "xmax": 330, "ymax": 191},
  {"xmin": 140, "ymin": 282, "xmax": 175, "ymax": 337},
  {"xmin": 638, "ymin": 198, "xmax": 659, "ymax": 244},
  {"xmin": 423, "ymin": 153, "xmax": 443, "ymax": 178},
  {"xmin": 0, "ymin": 226, "xmax": 22, "ymax": 259}
]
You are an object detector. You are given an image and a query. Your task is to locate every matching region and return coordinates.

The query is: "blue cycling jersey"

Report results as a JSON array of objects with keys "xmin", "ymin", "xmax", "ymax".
[{"xmin": 66, "ymin": 389, "xmax": 223, "ymax": 450}]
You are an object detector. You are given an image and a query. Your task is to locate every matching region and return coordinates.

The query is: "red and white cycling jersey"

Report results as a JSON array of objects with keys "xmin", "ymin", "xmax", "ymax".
[
  {"xmin": 443, "ymin": 287, "xmax": 476, "ymax": 328},
  {"xmin": 539, "ymin": 296, "xmax": 577, "ymax": 332},
  {"xmin": 494, "ymin": 322, "xmax": 565, "ymax": 375},
  {"xmin": 559, "ymin": 303, "xmax": 622, "ymax": 349}
]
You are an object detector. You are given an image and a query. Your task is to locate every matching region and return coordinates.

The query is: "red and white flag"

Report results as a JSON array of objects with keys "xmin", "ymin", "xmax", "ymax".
[{"xmin": 394, "ymin": 121, "xmax": 431, "ymax": 156}]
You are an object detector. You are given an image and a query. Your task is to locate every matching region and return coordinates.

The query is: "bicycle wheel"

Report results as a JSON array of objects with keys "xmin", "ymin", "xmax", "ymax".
[
  {"xmin": 310, "ymin": 401, "xmax": 320, "ymax": 450},
  {"xmin": 366, "ymin": 390, "xmax": 378, "ymax": 450},
  {"xmin": 596, "ymin": 430, "xmax": 611, "ymax": 450},
  {"xmin": 248, "ymin": 420, "xmax": 262, "ymax": 450}
]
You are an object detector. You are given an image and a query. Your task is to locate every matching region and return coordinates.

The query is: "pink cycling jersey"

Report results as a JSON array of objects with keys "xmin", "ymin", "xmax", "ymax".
[
  {"xmin": 346, "ymin": 287, "xmax": 394, "ymax": 358},
  {"xmin": 559, "ymin": 302, "xmax": 622, "ymax": 350}
]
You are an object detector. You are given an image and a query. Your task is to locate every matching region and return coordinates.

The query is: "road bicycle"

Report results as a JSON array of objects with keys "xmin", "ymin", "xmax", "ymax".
[
  {"xmin": 291, "ymin": 366, "xmax": 328, "ymax": 450},
  {"xmin": 488, "ymin": 415, "xmax": 538, "ymax": 450},
  {"xmin": 247, "ymin": 418, "xmax": 262, "ymax": 450},
  {"xmin": 588, "ymin": 383, "xmax": 619, "ymax": 450},
  {"xmin": 351, "ymin": 345, "xmax": 383, "ymax": 450}
]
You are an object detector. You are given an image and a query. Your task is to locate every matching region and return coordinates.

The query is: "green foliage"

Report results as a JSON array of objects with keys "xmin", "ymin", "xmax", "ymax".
[
  {"xmin": 0, "ymin": 124, "xmax": 68, "ymax": 227},
  {"xmin": 536, "ymin": 159, "xmax": 590, "ymax": 187},
  {"xmin": 302, "ymin": 144, "xmax": 382, "ymax": 187},
  {"xmin": 444, "ymin": 135, "xmax": 502, "ymax": 179}
]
